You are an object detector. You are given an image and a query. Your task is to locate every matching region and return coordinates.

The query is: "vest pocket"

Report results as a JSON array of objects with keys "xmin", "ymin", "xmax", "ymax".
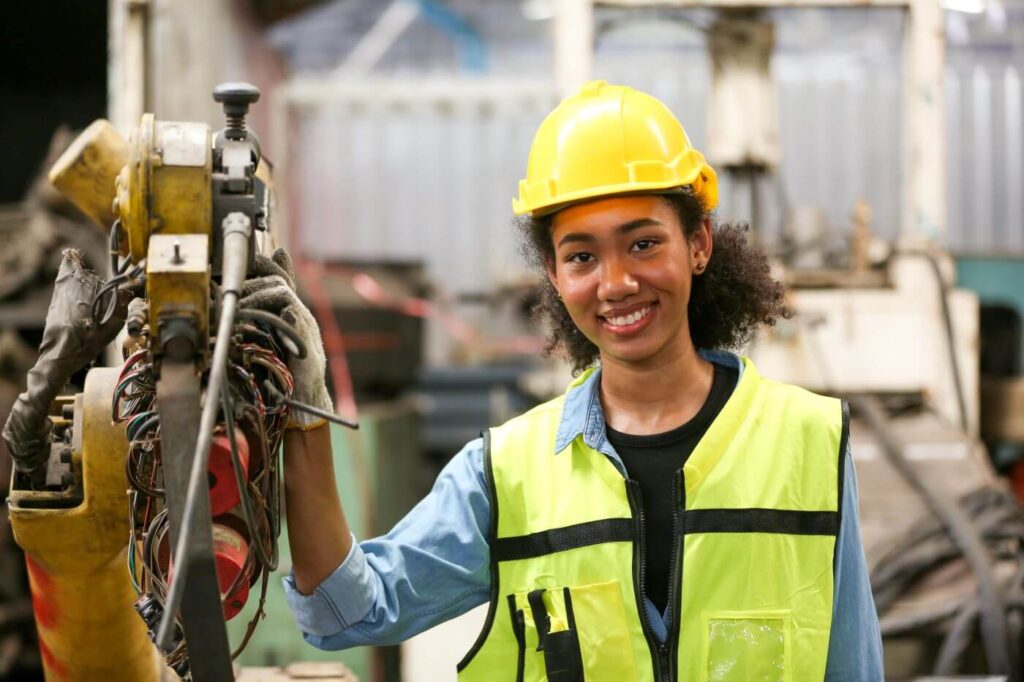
[
  {"xmin": 508, "ymin": 580, "xmax": 637, "ymax": 681},
  {"xmin": 702, "ymin": 610, "xmax": 792, "ymax": 682}
]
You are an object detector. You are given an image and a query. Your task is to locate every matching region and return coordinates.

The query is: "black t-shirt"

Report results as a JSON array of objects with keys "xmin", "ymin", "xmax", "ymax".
[{"xmin": 605, "ymin": 362, "xmax": 738, "ymax": 615}]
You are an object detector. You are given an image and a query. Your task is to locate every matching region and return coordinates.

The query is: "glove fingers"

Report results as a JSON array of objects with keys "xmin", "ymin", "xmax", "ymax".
[
  {"xmin": 271, "ymin": 248, "xmax": 296, "ymax": 284},
  {"xmin": 238, "ymin": 284, "xmax": 296, "ymax": 312},
  {"xmin": 250, "ymin": 255, "xmax": 295, "ymax": 289},
  {"xmin": 279, "ymin": 304, "xmax": 299, "ymax": 326},
  {"xmin": 240, "ymin": 275, "xmax": 291, "ymax": 299}
]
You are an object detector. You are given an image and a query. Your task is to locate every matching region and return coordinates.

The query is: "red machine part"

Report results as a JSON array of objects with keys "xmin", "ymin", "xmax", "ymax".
[
  {"xmin": 1012, "ymin": 458, "xmax": 1024, "ymax": 504},
  {"xmin": 208, "ymin": 427, "xmax": 249, "ymax": 517},
  {"xmin": 212, "ymin": 522, "xmax": 250, "ymax": 620},
  {"xmin": 166, "ymin": 520, "xmax": 251, "ymax": 621}
]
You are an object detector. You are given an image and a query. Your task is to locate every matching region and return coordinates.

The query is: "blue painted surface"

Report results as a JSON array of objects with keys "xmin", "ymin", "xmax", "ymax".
[
  {"xmin": 415, "ymin": 0, "xmax": 487, "ymax": 73},
  {"xmin": 956, "ymin": 255, "xmax": 1024, "ymax": 366}
]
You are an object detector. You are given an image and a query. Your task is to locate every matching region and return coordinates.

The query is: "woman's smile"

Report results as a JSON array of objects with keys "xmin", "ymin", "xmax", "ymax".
[{"xmin": 598, "ymin": 301, "xmax": 658, "ymax": 336}]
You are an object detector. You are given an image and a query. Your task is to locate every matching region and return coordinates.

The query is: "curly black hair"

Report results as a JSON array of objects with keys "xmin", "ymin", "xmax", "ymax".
[{"xmin": 518, "ymin": 189, "xmax": 791, "ymax": 374}]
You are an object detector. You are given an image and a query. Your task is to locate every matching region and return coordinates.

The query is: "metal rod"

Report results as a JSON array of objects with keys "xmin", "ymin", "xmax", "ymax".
[{"xmin": 263, "ymin": 380, "xmax": 359, "ymax": 430}]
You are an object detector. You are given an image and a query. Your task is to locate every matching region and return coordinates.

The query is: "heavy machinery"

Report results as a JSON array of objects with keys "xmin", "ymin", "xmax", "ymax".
[{"xmin": 5, "ymin": 83, "xmax": 352, "ymax": 681}]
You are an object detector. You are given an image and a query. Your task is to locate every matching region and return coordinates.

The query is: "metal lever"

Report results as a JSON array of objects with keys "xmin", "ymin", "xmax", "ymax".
[{"xmin": 263, "ymin": 381, "xmax": 359, "ymax": 430}]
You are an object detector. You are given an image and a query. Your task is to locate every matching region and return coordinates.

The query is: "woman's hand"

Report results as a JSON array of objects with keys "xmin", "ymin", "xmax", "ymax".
[{"xmin": 239, "ymin": 248, "xmax": 333, "ymax": 429}]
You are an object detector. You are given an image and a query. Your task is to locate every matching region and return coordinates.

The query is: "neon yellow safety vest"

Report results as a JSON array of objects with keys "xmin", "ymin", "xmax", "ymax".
[{"xmin": 456, "ymin": 357, "xmax": 847, "ymax": 682}]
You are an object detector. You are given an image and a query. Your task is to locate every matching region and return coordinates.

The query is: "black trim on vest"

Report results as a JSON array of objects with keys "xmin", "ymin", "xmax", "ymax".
[
  {"xmin": 456, "ymin": 430, "xmax": 499, "ymax": 673},
  {"xmin": 494, "ymin": 518, "xmax": 635, "ymax": 562},
  {"xmin": 834, "ymin": 400, "xmax": 851, "ymax": 572},
  {"xmin": 683, "ymin": 508, "xmax": 840, "ymax": 536},
  {"xmin": 507, "ymin": 594, "xmax": 526, "ymax": 682}
]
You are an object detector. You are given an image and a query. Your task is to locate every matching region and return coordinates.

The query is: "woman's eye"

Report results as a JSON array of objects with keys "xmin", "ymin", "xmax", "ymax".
[
  {"xmin": 632, "ymin": 239, "xmax": 657, "ymax": 251},
  {"xmin": 567, "ymin": 252, "xmax": 594, "ymax": 264}
]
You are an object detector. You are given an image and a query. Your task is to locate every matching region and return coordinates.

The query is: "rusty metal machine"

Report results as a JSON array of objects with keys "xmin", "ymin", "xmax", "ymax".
[{"xmin": 5, "ymin": 83, "xmax": 321, "ymax": 681}]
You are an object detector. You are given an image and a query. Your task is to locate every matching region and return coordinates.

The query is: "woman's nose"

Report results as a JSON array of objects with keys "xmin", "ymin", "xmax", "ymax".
[{"xmin": 598, "ymin": 257, "xmax": 639, "ymax": 301}]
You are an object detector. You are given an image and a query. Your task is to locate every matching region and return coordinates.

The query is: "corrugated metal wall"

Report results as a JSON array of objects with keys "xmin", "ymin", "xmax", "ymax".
[
  {"xmin": 947, "ymin": 62, "xmax": 1024, "ymax": 253},
  {"xmin": 292, "ymin": 82, "xmax": 556, "ymax": 292},
  {"xmin": 288, "ymin": 54, "xmax": 1024, "ymax": 295}
]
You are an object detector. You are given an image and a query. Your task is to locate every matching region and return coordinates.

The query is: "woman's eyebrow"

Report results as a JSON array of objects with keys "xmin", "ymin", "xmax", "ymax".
[
  {"xmin": 617, "ymin": 218, "xmax": 663, "ymax": 234},
  {"xmin": 556, "ymin": 218, "xmax": 664, "ymax": 248}
]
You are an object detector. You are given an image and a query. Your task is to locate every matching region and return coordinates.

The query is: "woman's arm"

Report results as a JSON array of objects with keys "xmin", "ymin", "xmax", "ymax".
[
  {"xmin": 241, "ymin": 250, "xmax": 491, "ymax": 645},
  {"xmin": 281, "ymin": 437, "xmax": 493, "ymax": 648},
  {"xmin": 283, "ymin": 423, "xmax": 354, "ymax": 595},
  {"xmin": 825, "ymin": 448, "xmax": 885, "ymax": 681}
]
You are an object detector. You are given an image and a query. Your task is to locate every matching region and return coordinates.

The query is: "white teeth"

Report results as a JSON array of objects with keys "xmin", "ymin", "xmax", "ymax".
[{"xmin": 607, "ymin": 306, "xmax": 649, "ymax": 327}]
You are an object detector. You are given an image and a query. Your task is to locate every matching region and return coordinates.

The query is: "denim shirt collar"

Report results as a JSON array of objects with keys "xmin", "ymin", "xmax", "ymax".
[{"xmin": 553, "ymin": 350, "xmax": 745, "ymax": 471}]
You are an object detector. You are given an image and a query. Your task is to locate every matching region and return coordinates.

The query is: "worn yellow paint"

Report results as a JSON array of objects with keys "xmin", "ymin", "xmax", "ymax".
[
  {"xmin": 146, "ymin": 233, "xmax": 210, "ymax": 361},
  {"xmin": 8, "ymin": 368, "xmax": 162, "ymax": 682},
  {"xmin": 47, "ymin": 119, "xmax": 129, "ymax": 231},
  {"xmin": 118, "ymin": 114, "xmax": 212, "ymax": 263}
]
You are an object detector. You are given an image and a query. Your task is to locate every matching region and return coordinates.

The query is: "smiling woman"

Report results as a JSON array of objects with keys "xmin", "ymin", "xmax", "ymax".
[
  {"xmin": 279, "ymin": 80, "xmax": 882, "ymax": 682},
  {"xmin": 519, "ymin": 189, "xmax": 790, "ymax": 374}
]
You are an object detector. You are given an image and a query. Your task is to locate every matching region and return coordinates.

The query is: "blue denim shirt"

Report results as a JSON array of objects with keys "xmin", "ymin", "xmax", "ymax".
[{"xmin": 284, "ymin": 351, "xmax": 884, "ymax": 679}]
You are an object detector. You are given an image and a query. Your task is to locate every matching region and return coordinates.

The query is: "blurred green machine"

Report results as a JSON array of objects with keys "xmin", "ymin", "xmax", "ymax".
[{"xmin": 228, "ymin": 400, "xmax": 423, "ymax": 682}]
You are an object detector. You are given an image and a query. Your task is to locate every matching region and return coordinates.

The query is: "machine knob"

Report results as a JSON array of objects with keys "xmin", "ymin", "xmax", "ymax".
[{"xmin": 213, "ymin": 82, "xmax": 260, "ymax": 140}]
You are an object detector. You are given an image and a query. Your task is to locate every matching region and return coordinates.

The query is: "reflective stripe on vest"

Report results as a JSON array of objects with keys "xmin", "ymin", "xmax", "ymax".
[{"xmin": 457, "ymin": 358, "xmax": 847, "ymax": 682}]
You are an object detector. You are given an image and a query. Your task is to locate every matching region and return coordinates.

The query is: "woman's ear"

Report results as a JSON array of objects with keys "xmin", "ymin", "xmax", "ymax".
[
  {"xmin": 691, "ymin": 217, "xmax": 713, "ymax": 268},
  {"xmin": 545, "ymin": 257, "xmax": 559, "ymax": 291}
]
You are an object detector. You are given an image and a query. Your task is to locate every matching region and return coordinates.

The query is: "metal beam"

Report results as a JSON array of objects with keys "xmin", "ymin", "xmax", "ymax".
[
  {"xmin": 332, "ymin": 1, "xmax": 420, "ymax": 78},
  {"xmin": 108, "ymin": 0, "xmax": 150, "ymax": 133},
  {"xmin": 903, "ymin": 0, "xmax": 946, "ymax": 242},
  {"xmin": 280, "ymin": 77, "xmax": 553, "ymax": 107},
  {"xmin": 555, "ymin": 0, "xmax": 594, "ymax": 97}
]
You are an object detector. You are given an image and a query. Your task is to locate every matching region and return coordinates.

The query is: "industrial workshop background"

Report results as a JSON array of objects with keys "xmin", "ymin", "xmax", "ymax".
[{"xmin": 2, "ymin": 0, "xmax": 1024, "ymax": 681}]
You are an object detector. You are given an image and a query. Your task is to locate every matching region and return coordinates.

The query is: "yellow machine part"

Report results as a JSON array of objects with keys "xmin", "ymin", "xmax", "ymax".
[
  {"xmin": 117, "ymin": 114, "xmax": 213, "ymax": 263},
  {"xmin": 147, "ymin": 233, "xmax": 211, "ymax": 360},
  {"xmin": 7, "ymin": 368, "xmax": 162, "ymax": 682},
  {"xmin": 46, "ymin": 119, "xmax": 129, "ymax": 232}
]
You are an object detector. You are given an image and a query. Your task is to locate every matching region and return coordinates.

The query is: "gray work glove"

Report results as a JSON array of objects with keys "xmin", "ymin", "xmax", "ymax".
[
  {"xmin": 3, "ymin": 250, "xmax": 130, "ymax": 486},
  {"xmin": 239, "ymin": 248, "xmax": 332, "ymax": 430}
]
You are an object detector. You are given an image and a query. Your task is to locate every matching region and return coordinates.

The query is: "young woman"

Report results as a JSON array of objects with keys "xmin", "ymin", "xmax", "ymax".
[{"xmin": 257, "ymin": 81, "xmax": 883, "ymax": 681}]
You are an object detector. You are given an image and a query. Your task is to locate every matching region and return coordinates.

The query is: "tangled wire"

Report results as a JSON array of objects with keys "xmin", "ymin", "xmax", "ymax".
[{"xmin": 114, "ymin": 312, "xmax": 295, "ymax": 672}]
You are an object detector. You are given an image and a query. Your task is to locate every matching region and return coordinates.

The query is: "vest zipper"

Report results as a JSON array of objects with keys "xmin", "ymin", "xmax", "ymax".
[
  {"xmin": 664, "ymin": 469, "xmax": 686, "ymax": 681},
  {"xmin": 626, "ymin": 480, "xmax": 670, "ymax": 682}
]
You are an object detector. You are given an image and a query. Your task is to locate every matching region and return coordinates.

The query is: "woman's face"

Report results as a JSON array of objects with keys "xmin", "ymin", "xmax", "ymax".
[{"xmin": 547, "ymin": 195, "xmax": 712, "ymax": 370}]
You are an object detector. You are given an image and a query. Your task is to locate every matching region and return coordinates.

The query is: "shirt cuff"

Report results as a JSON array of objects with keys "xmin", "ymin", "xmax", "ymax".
[{"xmin": 282, "ymin": 533, "xmax": 375, "ymax": 637}]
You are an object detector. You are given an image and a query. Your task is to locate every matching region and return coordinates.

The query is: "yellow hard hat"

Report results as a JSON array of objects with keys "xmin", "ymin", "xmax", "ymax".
[{"xmin": 513, "ymin": 81, "xmax": 718, "ymax": 216}]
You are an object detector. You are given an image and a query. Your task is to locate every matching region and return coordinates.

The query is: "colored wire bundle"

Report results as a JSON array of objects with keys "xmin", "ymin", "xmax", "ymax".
[{"xmin": 117, "ymin": 309, "xmax": 297, "ymax": 666}]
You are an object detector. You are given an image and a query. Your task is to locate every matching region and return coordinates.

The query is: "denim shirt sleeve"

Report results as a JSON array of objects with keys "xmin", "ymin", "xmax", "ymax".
[
  {"xmin": 825, "ymin": 446, "xmax": 885, "ymax": 681},
  {"xmin": 282, "ymin": 437, "xmax": 492, "ymax": 649}
]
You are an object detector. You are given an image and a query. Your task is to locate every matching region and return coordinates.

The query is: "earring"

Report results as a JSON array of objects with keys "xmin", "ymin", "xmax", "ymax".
[{"xmin": 695, "ymin": 262, "xmax": 706, "ymax": 273}]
